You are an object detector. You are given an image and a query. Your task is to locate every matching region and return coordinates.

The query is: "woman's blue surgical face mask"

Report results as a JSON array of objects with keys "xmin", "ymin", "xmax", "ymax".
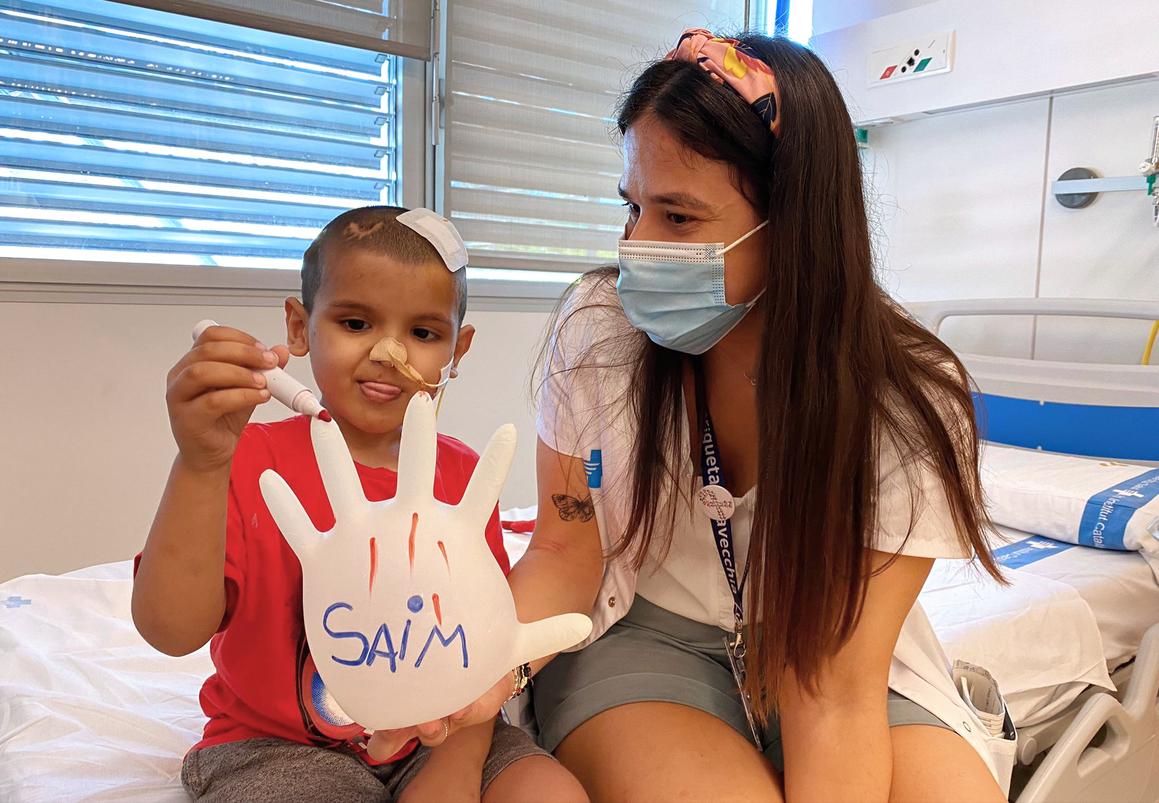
[{"xmin": 616, "ymin": 220, "xmax": 768, "ymax": 355}]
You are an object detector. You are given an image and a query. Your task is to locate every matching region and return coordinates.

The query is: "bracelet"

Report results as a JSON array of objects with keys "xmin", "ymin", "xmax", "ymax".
[{"xmin": 506, "ymin": 662, "xmax": 532, "ymax": 702}]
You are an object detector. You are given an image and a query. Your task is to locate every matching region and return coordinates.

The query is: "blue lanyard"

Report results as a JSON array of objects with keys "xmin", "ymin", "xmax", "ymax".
[
  {"xmin": 695, "ymin": 363, "xmax": 763, "ymax": 750},
  {"xmin": 694, "ymin": 363, "xmax": 748, "ymax": 631}
]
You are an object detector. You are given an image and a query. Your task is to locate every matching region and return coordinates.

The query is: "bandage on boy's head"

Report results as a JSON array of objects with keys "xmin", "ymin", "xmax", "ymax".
[
  {"xmin": 396, "ymin": 209, "xmax": 468, "ymax": 272},
  {"xmin": 301, "ymin": 205, "xmax": 468, "ymax": 323}
]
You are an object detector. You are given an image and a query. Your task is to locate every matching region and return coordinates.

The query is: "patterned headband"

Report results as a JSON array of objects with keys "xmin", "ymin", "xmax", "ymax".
[{"xmin": 665, "ymin": 28, "xmax": 781, "ymax": 137}]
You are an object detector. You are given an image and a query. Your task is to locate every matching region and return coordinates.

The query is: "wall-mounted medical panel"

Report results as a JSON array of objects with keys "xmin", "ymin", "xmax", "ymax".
[{"xmin": 812, "ymin": 0, "xmax": 1159, "ymax": 126}]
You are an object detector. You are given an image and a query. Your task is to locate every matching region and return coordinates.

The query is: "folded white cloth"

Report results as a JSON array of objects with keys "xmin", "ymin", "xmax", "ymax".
[
  {"xmin": 923, "ymin": 557, "xmax": 1114, "ymax": 727},
  {"xmin": 982, "ymin": 444, "xmax": 1159, "ymax": 553}
]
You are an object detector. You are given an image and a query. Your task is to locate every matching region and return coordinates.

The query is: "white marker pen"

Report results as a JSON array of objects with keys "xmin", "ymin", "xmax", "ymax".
[{"xmin": 192, "ymin": 320, "xmax": 327, "ymax": 420}]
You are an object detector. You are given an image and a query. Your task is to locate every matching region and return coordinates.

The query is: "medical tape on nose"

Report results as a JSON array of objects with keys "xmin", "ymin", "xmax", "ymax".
[{"xmin": 369, "ymin": 337, "xmax": 453, "ymax": 390}]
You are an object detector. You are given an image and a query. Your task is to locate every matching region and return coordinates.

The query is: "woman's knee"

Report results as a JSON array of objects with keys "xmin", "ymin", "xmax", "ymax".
[
  {"xmin": 555, "ymin": 702, "xmax": 783, "ymax": 803},
  {"xmin": 889, "ymin": 725, "xmax": 1005, "ymax": 803},
  {"xmin": 484, "ymin": 756, "xmax": 589, "ymax": 803}
]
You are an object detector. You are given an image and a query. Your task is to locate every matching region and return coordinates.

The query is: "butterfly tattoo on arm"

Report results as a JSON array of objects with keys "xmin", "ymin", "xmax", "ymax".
[{"xmin": 552, "ymin": 494, "xmax": 594, "ymax": 522}]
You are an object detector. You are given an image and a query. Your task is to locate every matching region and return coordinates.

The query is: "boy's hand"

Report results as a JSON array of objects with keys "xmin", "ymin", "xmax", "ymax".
[{"xmin": 166, "ymin": 324, "xmax": 289, "ymax": 472}]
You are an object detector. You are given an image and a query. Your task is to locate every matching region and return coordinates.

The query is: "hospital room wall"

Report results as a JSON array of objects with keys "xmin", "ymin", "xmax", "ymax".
[
  {"xmin": 9, "ymin": 88, "xmax": 1158, "ymax": 581},
  {"xmin": 812, "ymin": 0, "xmax": 934, "ymax": 37},
  {"xmin": 864, "ymin": 77, "xmax": 1159, "ymax": 363},
  {"xmin": 0, "ymin": 300, "xmax": 550, "ymax": 582},
  {"xmin": 816, "ymin": 0, "xmax": 1159, "ymax": 361}
]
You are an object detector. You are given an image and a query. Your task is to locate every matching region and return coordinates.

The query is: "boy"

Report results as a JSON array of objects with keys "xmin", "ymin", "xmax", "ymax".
[{"xmin": 133, "ymin": 206, "xmax": 587, "ymax": 803}]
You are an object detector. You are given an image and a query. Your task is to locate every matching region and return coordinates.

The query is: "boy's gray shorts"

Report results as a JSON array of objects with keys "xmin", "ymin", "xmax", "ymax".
[
  {"xmin": 180, "ymin": 720, "xmax": 550, "ymax": 802},
  {"xmin": 533, "ymin": 595, "xmax": 953, "ymax": 769}
]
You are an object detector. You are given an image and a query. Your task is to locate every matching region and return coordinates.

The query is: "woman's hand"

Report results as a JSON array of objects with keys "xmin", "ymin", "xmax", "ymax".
[
  {"xmin": 365, "ymin": 726, "xmax": 420, "ymax": 762},
  {"xmin": 445, "ymin": 671, "xmax": 517, "ymax": 735},
  {"xmin": 777, "ymin": 551, "xmax": 933, "ymax": 803},
  {"xmin": 363, "ymin": 670, "xmax": 510, "ymax": 758}
]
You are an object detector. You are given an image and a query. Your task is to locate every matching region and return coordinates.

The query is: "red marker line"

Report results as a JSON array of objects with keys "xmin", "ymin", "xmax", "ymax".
[
  {"xmin": 437, "ymin": 541, "xmax": 449, "ymax": 572},
  {"xmin": 408, "ymin": 512, "xmax": 419, "ymax": 572},
  {"xmin": 368, "ymin": 537, "xmax": 378, "ymax": 593},
  {"xmin": 432, "ymin": 593, "xmax": 443, "ymax": 626}
]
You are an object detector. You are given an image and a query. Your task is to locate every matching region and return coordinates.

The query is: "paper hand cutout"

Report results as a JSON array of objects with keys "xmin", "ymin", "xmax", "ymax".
[{"xmin": 260, "ymin": 394, "xmax": 593, "ymax": 730}]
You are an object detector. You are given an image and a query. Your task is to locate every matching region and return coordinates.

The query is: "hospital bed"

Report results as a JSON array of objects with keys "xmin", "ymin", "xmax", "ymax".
[
  {"xmin": 2, "ymin": 527, "xmax": 1155, "ymax": 802},
  {"xmin": 910, "ymin": 297, "xmax": 1159, "ymax": 803},
  {"xmin": 2, "ymin": 300, "xmax": 1157, "ymax": 802}
]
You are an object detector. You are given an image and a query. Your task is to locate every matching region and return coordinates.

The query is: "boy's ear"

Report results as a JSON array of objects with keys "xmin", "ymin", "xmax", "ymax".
[
  {"xmin": 284, "ymin": 298, "xmax": 310, "ymax": 357},
  {"xmin": 451, "ymin": 324, "xmax": 475, "ymax": 377}
]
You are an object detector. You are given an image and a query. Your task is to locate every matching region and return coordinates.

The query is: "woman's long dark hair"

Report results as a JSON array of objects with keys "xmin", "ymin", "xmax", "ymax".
[{"xmin": 541, "ymin": 33, "xmax": 1000, "ymax": 717}]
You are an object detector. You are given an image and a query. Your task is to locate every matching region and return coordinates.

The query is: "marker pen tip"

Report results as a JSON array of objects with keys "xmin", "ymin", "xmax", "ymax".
[{"xmin": 318, "ymin": 409, "xmax": 333, "ymax": 422}]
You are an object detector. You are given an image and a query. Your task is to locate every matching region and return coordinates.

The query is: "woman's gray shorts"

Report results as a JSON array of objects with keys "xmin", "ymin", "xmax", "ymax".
[{"xmin": 533, "ymin": 595, "xmax": 952, "ymax": 769}]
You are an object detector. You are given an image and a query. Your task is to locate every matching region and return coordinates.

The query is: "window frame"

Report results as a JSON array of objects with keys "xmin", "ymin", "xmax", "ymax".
[
  {"xmin": 0, "ymin": 48, "xmax": 569, "ymax": 309},
  {"xmin": 0, "ymin": 30, "xmax": 446, "ymax": 300}
]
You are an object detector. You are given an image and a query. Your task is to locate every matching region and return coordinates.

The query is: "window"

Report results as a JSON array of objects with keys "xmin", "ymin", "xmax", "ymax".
[
  {"xmin": 4, "ymin": 1, "xmax": 784, "ymax": 293},
  {"xmin": 768, "ymin": 0, "xmax": 813, "ymax": 43},
  {"xmin": 0, "ymin": 0, "xmax": 403, "ymax": 270},
  {"xmin": 786, "ymin": 0, "xmax": 814, "ymax": 44},
  {"xmin": 441, "ymin": 0, "xmax": 748, "ymax": 274}
]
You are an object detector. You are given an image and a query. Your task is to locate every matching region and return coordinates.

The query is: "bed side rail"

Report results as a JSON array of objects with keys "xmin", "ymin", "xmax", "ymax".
[
  {"xmin": 906, "ymin": 299, "xmax": 1159, "ymax": 336},
  {"xmin": 1015, "ymin": 622, "xmax": 1159, "ymax": 803}
]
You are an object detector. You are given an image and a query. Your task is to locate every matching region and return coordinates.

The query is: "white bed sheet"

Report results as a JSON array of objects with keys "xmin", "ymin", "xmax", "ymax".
[
  {"xmin": 0, "ymin": 562, "xmax": 208, "ymax": 802},
  {"xmin": 922, "ymin": 556, "xmax": 1113, "ymax": 727},
  {"xmin": 0, "ymin": 532, "xmax": 538, "ymax": 802},
  {"xmin": 1011, "ymin": 537, "xmax": 1159, "ymax": 673},
  {"xmin": 922, "ymin": 526, "xmax": 1159, "ymax": 728}
]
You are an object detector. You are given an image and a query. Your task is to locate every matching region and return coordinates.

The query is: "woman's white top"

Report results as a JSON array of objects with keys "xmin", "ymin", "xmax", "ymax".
[
  {"xmin": 633, "ymin": 428, "xmax": 972, "ymax": 630},
  {"xmin": 536, "ymin": 274, "xmax": 1017, "ymax": 790}
]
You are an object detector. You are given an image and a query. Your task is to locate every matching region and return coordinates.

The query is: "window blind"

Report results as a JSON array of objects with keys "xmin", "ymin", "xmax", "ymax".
[
  {"xmin": 0, "ymin": 0, "xmax": 402, "ymax": 268},
  {"xmin": 443, "ymin": 0, "xmax": 748, "ymax": 272},
  {"xmin": 115, "ymin": 0, "xmax": 433, "ymax": 61}
]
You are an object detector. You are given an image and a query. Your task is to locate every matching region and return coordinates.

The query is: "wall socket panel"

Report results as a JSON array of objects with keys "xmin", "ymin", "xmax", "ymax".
[{"xmin": 868, "ymin": 32, "xmax": 955, "ymax": 87}]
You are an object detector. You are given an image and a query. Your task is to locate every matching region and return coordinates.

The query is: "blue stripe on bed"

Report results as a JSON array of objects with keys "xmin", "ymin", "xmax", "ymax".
[
  {"xmin": 1075, "ymin": 469, "xmax": 1159, "ymax": 549},
  {"xmin": 974, "ymin": 393, "xmax": 1159, "ymax": 462},
  {"xmin": 992, "ymin": 536, "xmax": 1076, "ymax": 568}
]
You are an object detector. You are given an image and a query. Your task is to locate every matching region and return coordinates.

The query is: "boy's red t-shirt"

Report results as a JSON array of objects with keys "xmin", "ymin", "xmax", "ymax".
[{"xmin": 142, "ymin": 416, "xmax": 510, "ymax": 758}]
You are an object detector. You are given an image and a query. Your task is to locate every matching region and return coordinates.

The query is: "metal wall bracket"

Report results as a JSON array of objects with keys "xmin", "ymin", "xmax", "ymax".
[{"xmin": 1052, "ymin": 116, "xmax": 1159, "ymax": 226}]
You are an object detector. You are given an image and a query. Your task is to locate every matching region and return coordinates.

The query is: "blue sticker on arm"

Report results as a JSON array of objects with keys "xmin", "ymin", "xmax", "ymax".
[{"xmin": 584, "ymin": 450, "xmax": 603, "ymax": 489}]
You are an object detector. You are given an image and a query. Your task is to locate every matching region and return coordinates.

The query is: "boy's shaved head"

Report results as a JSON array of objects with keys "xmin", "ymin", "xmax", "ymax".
[{"xmin": 301, "ymin": 205, "xmax": 468, "ymax": 322}]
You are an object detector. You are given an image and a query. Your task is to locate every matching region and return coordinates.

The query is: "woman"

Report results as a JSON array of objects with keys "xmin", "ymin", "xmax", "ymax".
[{"xmin": 440, "ymin": 29, "xmax": 1012, "ymax": 802}]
